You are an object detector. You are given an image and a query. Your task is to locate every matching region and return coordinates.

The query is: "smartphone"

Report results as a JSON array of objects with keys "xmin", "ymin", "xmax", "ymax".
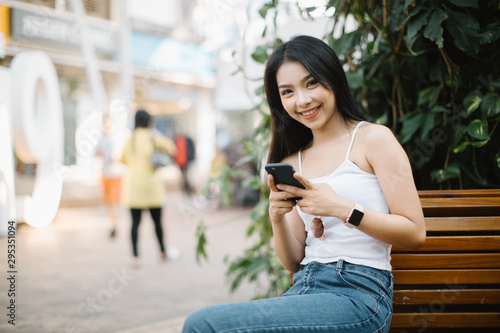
[{"xmin": 265, "ymin": 163, "xmax": 305, "ymax": 200}]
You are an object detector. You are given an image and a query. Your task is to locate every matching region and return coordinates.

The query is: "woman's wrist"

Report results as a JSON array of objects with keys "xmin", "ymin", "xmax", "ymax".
[
  {"xmin": 333, "ymin": 198, "xmax": 355, "ymax": 222},
  {"xmin": 270, "ymin": 213, "xmax": 286, "ymax": 224}
]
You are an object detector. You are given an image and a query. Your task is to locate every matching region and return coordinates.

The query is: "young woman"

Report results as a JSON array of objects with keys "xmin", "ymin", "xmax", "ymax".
[
  {"xmin": 121, "ymin": 109, "xmax": 177, "ymax": 267},
  {"xmin": 182, "ymin": 35, "xmax": 425, "ymax": 332}
]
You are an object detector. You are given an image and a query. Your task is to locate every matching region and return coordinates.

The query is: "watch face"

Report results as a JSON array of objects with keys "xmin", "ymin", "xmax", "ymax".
[{"xmin": 349, "ymin": 209, "xmax": 364, "ymax": 226}]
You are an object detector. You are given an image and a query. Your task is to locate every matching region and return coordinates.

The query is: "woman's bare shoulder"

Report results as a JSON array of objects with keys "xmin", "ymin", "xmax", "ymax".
[
  {"xmin": 360, "ymin": 122, "xmax": 395, "ymax": 139},
  {"xmin": 357, "ymin": 122, "xmax": 399, "ymax": 148},
  {"xmin": 281, "ymin": 152, "xmax": 300, "ymax": 171}
]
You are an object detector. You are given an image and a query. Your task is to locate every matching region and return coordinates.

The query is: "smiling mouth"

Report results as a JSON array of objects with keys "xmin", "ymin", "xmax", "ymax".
[{"xmin": 299, "ymin": 106, "xmax": 320, "ymax": 119}]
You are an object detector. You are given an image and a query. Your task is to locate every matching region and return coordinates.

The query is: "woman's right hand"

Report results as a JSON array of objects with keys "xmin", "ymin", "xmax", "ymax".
[{"xmin": 268, "ymin": 174, "xmax": 297, "ymax": 220}]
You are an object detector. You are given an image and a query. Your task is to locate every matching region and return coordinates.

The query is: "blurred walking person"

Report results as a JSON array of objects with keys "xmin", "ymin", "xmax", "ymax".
[
  {"xmin": 174, "ymin": 132, "xmax": 196, "ymax": 196},
  {"xmin": 96, "ymin": 116, "xmax": 124, "ymax": 238},
  {"xmin": 121, "ymin": 109, "xmax": 177, "ymax": 267}
]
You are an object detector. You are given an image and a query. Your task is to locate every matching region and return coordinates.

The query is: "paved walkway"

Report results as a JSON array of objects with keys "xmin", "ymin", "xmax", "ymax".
[{"xmin": 0, "ymin": 177, "xmax": 261, "ymax": 333}]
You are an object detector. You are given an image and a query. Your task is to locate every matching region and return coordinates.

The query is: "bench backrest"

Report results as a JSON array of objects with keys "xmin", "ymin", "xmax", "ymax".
[{"xmin": 390, "ymin": 190, "xmax": 500, "ymax": 330}]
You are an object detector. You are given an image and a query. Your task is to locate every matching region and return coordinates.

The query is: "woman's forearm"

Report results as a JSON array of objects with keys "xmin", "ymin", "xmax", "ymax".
[
  {"xmin": 356, "ymin": 208, "xmax": 426, "ymax": 249},
  {"xmin": 271, "ymin": 215, "xmax": 305, "ymax": 273}
]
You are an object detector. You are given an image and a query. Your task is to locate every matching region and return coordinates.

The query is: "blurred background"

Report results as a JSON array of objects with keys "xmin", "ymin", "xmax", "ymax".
[
  {"xmin": 0, "ymin": 0, "xmax": 332, "ymax": 214},
  {"xmin": 0, "ymin": 1, "xmax": 334, "ymax": 332},
  {"xmin": 1, "ymin": 0, "xmax": 266, "ymax": 201}
]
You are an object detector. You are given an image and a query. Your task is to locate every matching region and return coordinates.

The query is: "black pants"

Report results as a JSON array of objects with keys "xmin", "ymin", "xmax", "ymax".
[
  {"xmin": 180, "ymin": 166, "xmax": 194, "ymax": 195},
  {"xmin": 130, "ymin": 207, "xmax": 165, "ymax": 257}
]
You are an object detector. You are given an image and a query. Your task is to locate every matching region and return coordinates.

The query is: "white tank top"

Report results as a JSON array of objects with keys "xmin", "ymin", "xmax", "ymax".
[{"xmin": 297, "ymin": 121, "xmax": 392, "ymax": 271}]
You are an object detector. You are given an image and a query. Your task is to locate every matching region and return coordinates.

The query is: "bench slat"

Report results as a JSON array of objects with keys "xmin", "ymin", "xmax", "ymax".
[
  {"xmin": 393, "ymin": 289, "xmax": 500, "ymax": 305},
  {"xmin": 393, "ymin": 269, "xmax": 500, "ymax": 285},
  {"xmin": 418, "ymin": 189, "xmax": 500, "ymax": 198},
  {"xmin": 391, "ymin": 312, "xmax": 500, "ymax": 328},
  {"xmin": 420, "ymin": 197, "xmax": 500, "ymax": 216},
  {"xmin": 391, "ymin": 253, "xmax": 500, "ymax": 269},
  {"xmin": 425, "ymin": 216, "xmax": 500, "ymax": 232},
  {"xmin": 392, "ymin": 235, "xmax": 500, "ymax": 252}
]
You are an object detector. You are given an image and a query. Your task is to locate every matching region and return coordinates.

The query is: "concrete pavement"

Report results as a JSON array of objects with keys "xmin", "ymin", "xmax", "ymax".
[{"xmin": 0, "ymin": 176, "xmax": 261, "ymax": 333}]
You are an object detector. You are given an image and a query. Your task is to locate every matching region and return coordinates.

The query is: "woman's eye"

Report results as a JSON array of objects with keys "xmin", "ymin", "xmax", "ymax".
[
  {"xmin": 280, "ymin": 89, "xmax": 292, "ymax": 96},
  {"xmin": 307, "ymin": 80, "xmax": 319, "ymax": 87}
]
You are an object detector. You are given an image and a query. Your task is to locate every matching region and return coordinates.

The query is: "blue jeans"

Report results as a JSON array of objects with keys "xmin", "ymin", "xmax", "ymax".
[{"xmin": 182, "ymin": 260, "xmax": 393, "ymax": 332}]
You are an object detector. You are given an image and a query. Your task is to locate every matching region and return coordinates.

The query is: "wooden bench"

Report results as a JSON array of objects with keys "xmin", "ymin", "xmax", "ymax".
[{"xmin": 390, "ymin": 189, "xmax": 500, "ymax": 332}]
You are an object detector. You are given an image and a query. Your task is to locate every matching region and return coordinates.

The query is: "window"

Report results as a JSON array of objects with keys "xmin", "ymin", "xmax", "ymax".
[{"xmin": 21, "ymin": 0, "xmax": 112, "ymax": 20}]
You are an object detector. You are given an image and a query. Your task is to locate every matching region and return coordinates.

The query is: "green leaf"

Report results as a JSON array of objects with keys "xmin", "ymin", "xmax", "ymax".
[
  {"xmin": 251, "ymin": 46, "xmax": 269, "ymax": 64},
  {"xmin": 445, "ymin": 10, "xmax": 480, "ymax": 55},
  {"xmin": 407, "ymin": 11, "xmax": 431, "ymax": 46},
  {"xmin": 453, "ymin": 140, "xmax": 470, "ymax": 153},
  {"xmin": 366, "ymin": 76, "xmax": 388, "ymax": 92},
  {"xmin": 450, "ymin": 124, "xmax": 467, "ymax": 149},
  {"xmin": 417, "ymin": 87, "xmax": 434, "ymax": 107},
  {"xmin": 463, "ymin": 92, "xmax": 482, "ymax": 115},
  {"xmin": 375, "ymin": 112, "xmax": 388, "ymax": 126},
  {"xmin": 418, "ymin": 105, "xmax": 448, "ymax": 140},
  {"xmin": 242, "ymin": 175, "xmax": 262, "ymax": 190},
  {"xmin": 448, "ymin": 0, "xmax": 478, "ymax": 8},
  {"xmin": 423, "ymin": 9, "xmax": 447, "ymax": 48},
  {"xmin": 195, "ymin": 221, "xmax": 208, "ymax": 264},
  {"xmin": 471, "ymin": 139, "xmax": 490, "ymax": 148},
  {"xmin": 331, "ymin": 31, "xmax": 357, "ymax": 57},
  {"xmin": 259, "ymin": 3, "xmax": 274, "ymax": 19},
  {"xmin": 467, "ymin": 118, "xmax": 489, "ymax": 140},
  {"xmin": 418, "ymin": 87, "xmax": 441, "ymax": 107},
  {"xmin": 399, "ymin": 112, "xmax": 422, "ymax": 144},
  {"xmin": 480, "ymin": 92, "xmax": 500, "ymax": 117},
  {"xmin": 345, "ymin": 70, "xmax": 364, "ymax": 89},
  {"xmin": 431, "ymin": 105, "xmax": 449, "ymax": 114},
  {"xmin": 431, "ymin": 163, "xmax": 461, "ymax": 183},
  {"xmin": 420, "ymin": 113, "xmax": 436, "ymax": 141},
  {"xmin": 478, "ymin": 23, "xmax": 500, "ymax": 44}
]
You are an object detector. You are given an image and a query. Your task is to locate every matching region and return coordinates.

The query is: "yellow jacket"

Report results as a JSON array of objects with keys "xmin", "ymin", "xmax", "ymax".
[{"xmin": 120, "ymin": 128, "xmax": 177, "ymax": 208}]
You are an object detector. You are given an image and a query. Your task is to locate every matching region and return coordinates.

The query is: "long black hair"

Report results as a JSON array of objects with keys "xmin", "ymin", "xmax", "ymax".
[
  {"xmin": 132, "ymin": 109, "xmax": 152, "ymax": 152},
  {"xmin": 134, "ymin": 109, "xmax": 151, "ymax": 129},
  {"xmin": 265, "ymin": 35, "xmax": 366, "ymax": 163}
]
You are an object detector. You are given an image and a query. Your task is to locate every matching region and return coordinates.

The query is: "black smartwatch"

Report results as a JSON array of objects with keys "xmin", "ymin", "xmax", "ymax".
[{"xmin": 344, "ymin": 202, "xmax": 364, "ymax": 228}]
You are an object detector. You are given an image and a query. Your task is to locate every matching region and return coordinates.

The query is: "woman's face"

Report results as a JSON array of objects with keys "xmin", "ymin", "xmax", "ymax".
[{"xmin": 276, "ymin": 61, "xmax": 337, "ymax": 131}]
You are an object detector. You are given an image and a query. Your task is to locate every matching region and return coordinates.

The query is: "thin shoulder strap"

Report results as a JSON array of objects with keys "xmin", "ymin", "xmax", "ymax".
[
  {"xmin": 298, "ymin": 150, "xmax": 303, "ymax": 174},
  {"xmin": 345, "ymin": 121, "xmax": 365, "ymax": 161}
]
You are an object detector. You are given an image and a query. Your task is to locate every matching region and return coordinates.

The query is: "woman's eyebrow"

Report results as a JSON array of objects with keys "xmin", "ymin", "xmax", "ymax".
[
  {"xmin": 278, "ymin": 74, "xmax": 314, "ymax": 89},
  {"xmin": 278, "ymin": 83, "xmax": 291, "ymax": 89}
]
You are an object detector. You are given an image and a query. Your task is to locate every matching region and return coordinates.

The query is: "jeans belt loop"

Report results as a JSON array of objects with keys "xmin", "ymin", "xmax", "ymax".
[{"xmin": 336, "ymin": 259, "xmax": 344, "ymax": 272}]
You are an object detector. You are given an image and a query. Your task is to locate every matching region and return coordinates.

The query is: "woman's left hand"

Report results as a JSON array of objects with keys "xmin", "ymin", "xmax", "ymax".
[{"xmin": 276, "ymin": 173, "xmax": 351, "ymax": 219}]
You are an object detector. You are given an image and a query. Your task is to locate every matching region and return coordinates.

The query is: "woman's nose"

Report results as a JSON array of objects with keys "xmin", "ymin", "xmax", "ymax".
[{"xmin": 297, "ymin": 90, "xmax": 312, "ymax": 107}]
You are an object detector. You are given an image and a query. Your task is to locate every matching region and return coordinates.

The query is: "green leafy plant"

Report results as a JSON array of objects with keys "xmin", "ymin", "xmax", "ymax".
[
  {"xmin": 197, "ymin": 0, "xmax": 500, "ymax": 298},
  {"xmin": 326, "ymin": 0, "xmax": 500, "ymax": 188}
]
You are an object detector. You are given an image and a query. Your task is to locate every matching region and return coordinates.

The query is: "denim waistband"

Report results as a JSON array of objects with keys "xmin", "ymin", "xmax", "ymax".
[{"xmin": 301, "ymin": 260, "xmax": 392, "ymax": 285}]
